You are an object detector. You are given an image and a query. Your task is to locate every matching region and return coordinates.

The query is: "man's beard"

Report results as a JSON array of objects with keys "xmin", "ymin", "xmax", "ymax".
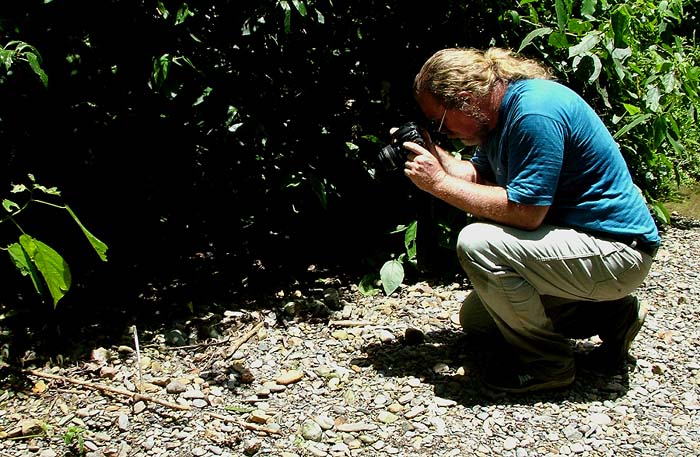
[{"xmin": 459, "ymin": 109, "xmax": 491, "ymax": 146}]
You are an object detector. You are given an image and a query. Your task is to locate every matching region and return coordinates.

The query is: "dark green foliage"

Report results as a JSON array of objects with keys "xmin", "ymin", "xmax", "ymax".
[{"xmin": 0, "ymin": 1, "xmax": 697, "ymax": 317}]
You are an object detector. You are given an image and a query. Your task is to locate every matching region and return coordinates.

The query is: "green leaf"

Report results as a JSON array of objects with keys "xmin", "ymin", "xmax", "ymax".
[
  {"xmin": 25, "ymin": 52, "xmax": 48, "ymax": 88},
  {"xmin": 517, "ymin": 27, "xmax": 553, "ymax": 53},
  {"xmin": 548, "ymin": 32, "xmax": 569, "ymax": 49},
  {"xmin": 19, "ymin": 234, "xmax": 72, "ymax": 308},
  {"xmin": 310, "ymin": 176, "xmax": 327, "ymax": 210},
  {"xmin": 555, "ymin": 0, "xmax": 571, "ymax": 31},
  {"xmin": 610, "ymin": 6, "xmax": 631, "ymax": 48},
  {"xmin": 2, "ymin": 199, "xmax": 19, "ymax": 213},
  {"xmin": 404, "ymin": 220, "xmax": 417, "ymax": 260},
  {"xmin": 614, "ymin": 113, "xmax": 652, "ymax": 139},
  {"xmin": 358, "ymin": 273, "xmax": 380, "ymax": 296},
  {"xmin": 645, "ymin": 85, "xmax": 661, "ymax": 112},
  {"xmin": 622, "ymin": 103, "xmax": 640, "ymax": 115},
  {"xmin": 7, "ymin": 242, "xmax": 44, "ymax": 296},
  {"xmin": 649, "ymin": 201, "xmax": 670, "ymax": 225},
  {"xmin": 666, "ymin": 132, "xmax": 686, "ymax": 156},
  {"xmin": 380, "ymin": 260, "xmax": 403, "ymax": 296},
  {"xmin": 10, "ymin": 183, "xmax": 28, "ymax": 193},
  {"xmin": 65, "ymin": 205, "xmax": 109, "ymax": 262},
  {"xmin": 568, "ymin": 32, "xmax": 601, "ymax": 58},
  {"xmin": 581, "ymin": 0, "xmax": 596, "ymax": 18},
  {"xmin": 652, "ymin": 116, "xmax": 667, "ymax": 150},
  {"xmin": 32, "ymin": 183, "xmax": 61, "ymax": 196},
  {"xmin": 567, "ymin": 19, "xmax": 592, "ymax": 35},
  {"xmin": 290, "ymin": 0, "xmax": 308, "ymax": 17}
]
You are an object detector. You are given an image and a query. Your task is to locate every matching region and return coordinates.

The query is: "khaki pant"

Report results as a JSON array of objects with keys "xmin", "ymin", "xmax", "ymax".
[{"xmin": 457, "ymin": 222, "xmax": 655, "ymax": 374}]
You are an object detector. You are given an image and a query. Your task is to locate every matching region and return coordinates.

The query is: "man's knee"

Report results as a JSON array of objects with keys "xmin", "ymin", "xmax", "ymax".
[
  {"xmin": 456, "ymin": 223, "xmax": 493, "ymax": 255},
  {"xmin": 459, "ymin": 291, "xmax": 499, "ymax": 335}
]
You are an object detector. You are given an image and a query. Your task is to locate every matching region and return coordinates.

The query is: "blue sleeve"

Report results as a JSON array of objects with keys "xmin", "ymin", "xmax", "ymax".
[{"xmin": 506, "ymin": 114, "xmax": 565, "ymax": 206}]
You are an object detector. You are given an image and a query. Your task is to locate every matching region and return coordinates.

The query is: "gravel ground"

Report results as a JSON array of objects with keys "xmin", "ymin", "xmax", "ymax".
[{"xmin": 0, "ymin": 217, "xmax": 699, "ymax": 457}]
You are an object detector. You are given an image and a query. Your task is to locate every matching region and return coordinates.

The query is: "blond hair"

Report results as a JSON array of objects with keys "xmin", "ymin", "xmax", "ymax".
[{"xmin": 413, "ymin": 47, "xmax": 553, "ymax": 107}]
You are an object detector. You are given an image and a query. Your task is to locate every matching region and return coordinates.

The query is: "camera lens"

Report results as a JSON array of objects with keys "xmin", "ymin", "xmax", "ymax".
[
  {"xmin": 378, "ymin": 144, "xmax": 402, "ymax": 171},
  {"xmin": 377, "ymin": 121, "xmax": 426, "ymax": 173}
]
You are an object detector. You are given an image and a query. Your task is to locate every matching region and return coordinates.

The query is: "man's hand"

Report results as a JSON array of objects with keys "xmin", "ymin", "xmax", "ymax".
[{"xmin": 402, "ymin": 141, "xmax": 448, "ymax": 193}]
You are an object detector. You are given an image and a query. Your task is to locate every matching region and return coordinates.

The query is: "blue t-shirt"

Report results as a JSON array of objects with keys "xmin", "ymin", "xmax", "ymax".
[{"xmin": 471, "ymin": 79, "xmax": 660, "ymax": 246}]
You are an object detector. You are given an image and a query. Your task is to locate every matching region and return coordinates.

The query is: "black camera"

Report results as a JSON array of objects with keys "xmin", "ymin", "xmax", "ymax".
[{"xmin": 378, "ymin": 121, "xmax": 427, "ymax": 171}]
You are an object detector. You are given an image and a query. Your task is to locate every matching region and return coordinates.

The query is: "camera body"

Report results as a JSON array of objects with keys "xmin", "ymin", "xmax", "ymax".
[{"xmin": 378, "ymin": 121, "xmax": 426, "ymax": 171}]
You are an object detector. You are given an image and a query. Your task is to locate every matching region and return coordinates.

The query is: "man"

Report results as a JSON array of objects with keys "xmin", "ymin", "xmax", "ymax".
[{"xmin": 401, "ymin": 47, "xmax": 660, "ymax": 394}]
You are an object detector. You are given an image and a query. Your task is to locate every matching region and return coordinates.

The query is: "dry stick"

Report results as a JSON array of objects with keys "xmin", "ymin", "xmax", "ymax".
[
  {"xmin": 161, "ymin": 320, "xmax": 264, "ymax": 354},
  {"xmin": 132, "ymin": 325, "xmax": 143, "ymax": 392},
  {"xmin": 23, "ymin": 369, "xmax": 191, "ymax": 411},
  {"xmin": 225, "ymin": 321, "xmax": 265, "ymax": 360},
  {"xmin": 159, "ymin": 337, "xmax": 232, "ymax": 351},
  {"xmin": 328, "ymin": 320, "xmax": 374, "ymax": 327}
]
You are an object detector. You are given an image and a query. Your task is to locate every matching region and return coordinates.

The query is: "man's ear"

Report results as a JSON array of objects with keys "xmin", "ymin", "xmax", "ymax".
[{"xmin": 457, "ymin": 90, "xmax": 473, "ymax": 109}]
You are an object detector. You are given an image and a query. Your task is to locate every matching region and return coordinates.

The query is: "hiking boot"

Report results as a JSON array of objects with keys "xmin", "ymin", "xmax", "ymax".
[
  {"xmin": 583, "ymin": 295, "xmax": 647, "ymax": 372},
  {"xmin": 481, "ymin": 366, "xmax": 575, "ymax": 394}
]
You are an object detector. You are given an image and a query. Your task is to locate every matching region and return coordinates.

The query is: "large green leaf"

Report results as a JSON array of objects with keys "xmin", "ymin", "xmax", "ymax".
[
  {"xmin": 19, "ymin": 234, "xmax": 72, "ymax": 308},
  {"xmin": 7, "ymin": 242, "xmax": 44, "ymax": 296},
  {"xmin": 555, "ymin": 0, "xmax": 571, "ymax": 31},
  {"xmin": 65, "ymin": 205, "xmax": 108, "ymax": 262},
  {"xmin": 380, "ymin": 260, "xmax": 403, "ymax": 296}
]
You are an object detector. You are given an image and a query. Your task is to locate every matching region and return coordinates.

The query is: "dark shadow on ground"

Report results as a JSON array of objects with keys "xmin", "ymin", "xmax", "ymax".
[
  {"xmin": 356, "ymin": 328, "xmax": 634, "ymax": 407},
  {"xmin": 0, "ymin": 260, "xmax": 354, "ymax": 370}
]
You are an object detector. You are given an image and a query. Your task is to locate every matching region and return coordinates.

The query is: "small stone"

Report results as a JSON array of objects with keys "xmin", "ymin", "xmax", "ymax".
[
  {"xmin": 276, "ymin": 370, "xmax": 304, "ymax": 385},
  {"xmin": 671, "ymin": 416, "xmax": 689, "ymax": 426},
  {"xmin": 404, "ymin": 328, "xmax": 425, "ymax": 345},
  {"xmin": 590, "ymin": 413, "xmax": 612, "ymax": 426},
  {"xmin": 377, "ymin": 330, "xmax": 396, "ymax": 343},
  {"xmin": 378, "ymin": 411, "xmax": 398, "ymax": 424},
  {"xmin": 117, "ymin": 413, "xmax": 129, "ymax": 431},
  {"xmin": 249, "ymin": 410, "xmax": 271, "ymax": 424},
  {"xmin": 166, "ymin": 380, "xmax": 187, "ymax": 394},
  {"xmin": 301, "ymin": 420, "xmax": 323, "ymax": 441},
  {"xmin": 504, "ymin": 436, "xmax": 518, "ymax": 450}
]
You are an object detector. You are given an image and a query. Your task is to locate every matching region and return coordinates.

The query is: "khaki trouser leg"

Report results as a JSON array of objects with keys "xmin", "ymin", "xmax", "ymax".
[{"xmin": 456, "ymin": 222, "xmax": 654, "ymax": 373}]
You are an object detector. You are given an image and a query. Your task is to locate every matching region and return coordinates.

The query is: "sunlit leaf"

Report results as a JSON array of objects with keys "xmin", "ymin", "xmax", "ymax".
[
  {"xmin": 2, "ymin": 199, "xmax": 19, "ymax": 213},
  {"xmin": 581, "ymin": 0, "xmax": 596, "ymax": 18},
  {"xmin": 65, "ymin": 205, "xmax": 109, "ymax": 262},
  {"xmin": 19, "ymin": 234, "xmax": 71, "ymax": 307},
  {"xmin": 25, "ymin": 52, "xmax": 48, "ymax": 88},
  {"xmin": 358, "ymin": 273, "xmax": 380, "ymax": 296},
  {"xmin": 614, "ymin": 113, "xmax": 652, "ymax": 139},
  {"xmin": 649, "ymin": 201, "xmax": 671, "ymax": 225},
  {"xmin": 380, "ymin": 260, "xmax": 403, "ymax": 296},
  {"xmin": 404, "ymin": 220, "xmax": 417, "ymax": 260},
  {"xmin": 568, "ymin": 32, "xmax": 602, "ymax": 58},
  {"xmin": 517, "ymin": 27, "xmax": 553, "ymax": 53},
  {"xmin": 7, "ymin": 242, "xmax": 44, "ymax": 296}
]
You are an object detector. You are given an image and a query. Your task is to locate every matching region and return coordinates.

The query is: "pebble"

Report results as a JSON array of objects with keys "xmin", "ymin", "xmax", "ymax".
[{"xmin": 2, "ymin": 220, "xmax": 700, "ymax": 457}]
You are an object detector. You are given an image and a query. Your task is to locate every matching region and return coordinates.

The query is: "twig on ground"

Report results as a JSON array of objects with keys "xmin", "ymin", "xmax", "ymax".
[
  {"xmin": 328, "ymin": 320, "xmax": 374, "ymax": 327},
  {"xmin": 225, "ymin": 321, "xmax": 265, "ymax": 359},
  {"xmin": 132, "ymin": 325, "xmax": 143, "ymax": 392},
  {"xmin": 159, "ymin": 338, "xmax": 232, "ymax": 351},
  {"xmin": 24, "ymin": 369, "xmax": 190, "ymax": 411}
]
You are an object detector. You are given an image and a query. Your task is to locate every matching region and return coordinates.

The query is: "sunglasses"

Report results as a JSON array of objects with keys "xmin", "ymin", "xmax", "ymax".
[{"xmin": 427, "ymin": 107, "xmax": 447, "ymax": 134}]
